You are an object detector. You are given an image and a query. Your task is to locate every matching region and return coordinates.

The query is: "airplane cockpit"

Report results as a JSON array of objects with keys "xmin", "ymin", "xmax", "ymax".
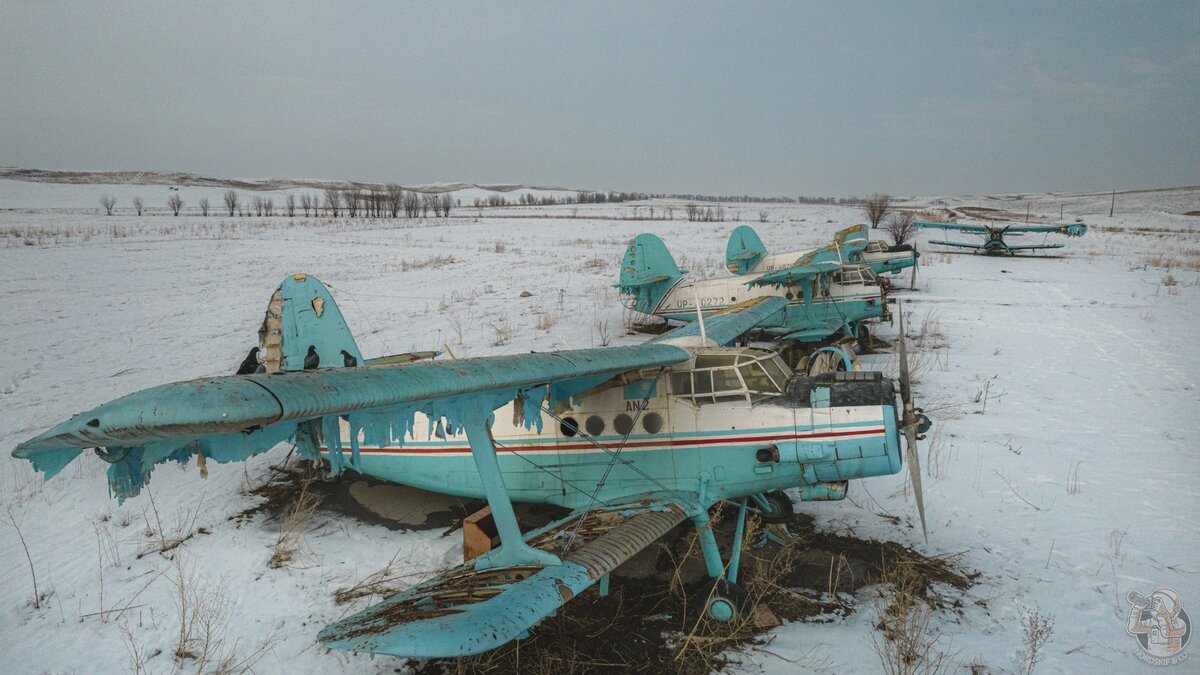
[
  {"xmin": 830, "ymin": 264, "xmax": 878, "ymax": 286},
  {"xmin": 669, "ymin": 348, "xmax": 793, "ymax": 405}
]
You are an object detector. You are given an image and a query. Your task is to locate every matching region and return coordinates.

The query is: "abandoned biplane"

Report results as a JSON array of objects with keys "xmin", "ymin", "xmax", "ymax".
[
  {"xmin": 726, "ymin": 223, "xmax": 919, "ymax": 278},
  {"xmin": 914, "ymin": 219, "xmax": 1087, "ymax": 256},
  {"xmin": 619, "ymin": 232, "xmax": 888, "ymax": 343},
  {"xmin": 12, "ymin": 273, "xmax": 930, "ymax": 659}
]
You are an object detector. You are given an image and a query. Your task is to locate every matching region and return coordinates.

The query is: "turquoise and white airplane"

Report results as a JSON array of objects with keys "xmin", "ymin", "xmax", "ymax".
[
  {"xmin": 12, "ymin": 273, "xmax": 929, "ymax": 659},
  {"xmin": 619, "ymin": 232, "xmax": 888, "ymax": 343},
  {"xmin": 914, "ymin": 219, "xmax": 1087, "ymax": 255},
  {"xmin": 726, "ymin": 223, "xmax": 920, "ymax": 279}
]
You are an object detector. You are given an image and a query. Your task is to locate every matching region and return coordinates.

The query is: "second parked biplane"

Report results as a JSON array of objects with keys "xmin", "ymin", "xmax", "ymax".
[
  {"xmin": 726, "ymin": 223, "xmax": 919, "ymax": 278},
  {"xmin": 914, "ymin": 219, "xmax": 1087, "ymax": 255}
]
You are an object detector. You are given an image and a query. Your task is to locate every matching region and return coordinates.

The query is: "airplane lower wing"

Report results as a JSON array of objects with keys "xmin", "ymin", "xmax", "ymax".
[
  {"xmin": 1005, "ymin": 243, "xmax": 1064, "ymax": 251},
  {"xmin": 318, "ymin": 497, "xmax": 688, "ymax": 657},
  {"xmin": 653, "ymin": 296, "xmax": 788, "ymax": 346},
  {"xmin": 747, "ymin": 261, "xmax": 838, "ymax": 288},
  {"xmin": 926, "ymin": 239, "xmax": 986, "ymax": 249}
]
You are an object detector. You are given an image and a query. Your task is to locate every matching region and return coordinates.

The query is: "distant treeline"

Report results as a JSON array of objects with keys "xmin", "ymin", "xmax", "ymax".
[{"xmin": 665, "ymin": 194, "xmax": 867, "ymax": 205}]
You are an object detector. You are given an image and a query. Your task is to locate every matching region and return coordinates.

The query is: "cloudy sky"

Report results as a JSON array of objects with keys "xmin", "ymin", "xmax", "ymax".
[{"xmin": 2, "ymin": 1, "xmax": 1197, "ymax": 195}]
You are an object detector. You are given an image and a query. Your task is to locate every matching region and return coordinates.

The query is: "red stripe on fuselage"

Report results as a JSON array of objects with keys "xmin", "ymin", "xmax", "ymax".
[{"xmin": 325, "ymin": 427, "xmax": 885, "ymax": 456}]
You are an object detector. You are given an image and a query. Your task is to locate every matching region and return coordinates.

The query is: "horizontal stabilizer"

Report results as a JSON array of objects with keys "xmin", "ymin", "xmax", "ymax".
[{"xmin": 655, "ymin": 297, "xmax": 788, "ymax": 346}]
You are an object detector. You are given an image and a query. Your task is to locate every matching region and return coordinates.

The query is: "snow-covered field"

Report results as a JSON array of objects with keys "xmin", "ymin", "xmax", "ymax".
[{"xmin": 1, "ymin": 176, "xmax": 1198, "ymax": 673}]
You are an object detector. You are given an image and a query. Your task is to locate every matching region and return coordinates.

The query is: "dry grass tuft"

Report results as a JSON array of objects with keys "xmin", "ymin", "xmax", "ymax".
[{"xmin": 268, "ymin": 472, "xmax": 323, "ymax": 569}]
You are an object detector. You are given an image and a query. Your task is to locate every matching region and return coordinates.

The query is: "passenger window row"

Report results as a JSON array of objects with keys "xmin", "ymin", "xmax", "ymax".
[{"xmin": 559, "ymin": 412, "xmax": 664, "ymax": 438}]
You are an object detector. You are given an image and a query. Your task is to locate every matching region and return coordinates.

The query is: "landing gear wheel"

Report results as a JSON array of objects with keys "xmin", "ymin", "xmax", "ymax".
[
  {"xmin": 699, "ymin": 578, "xmax": 749, "ymax": 623},
  {"xmin": 758, "ymin": 490, "xmax": 794, "ymax": 524},
  {"xmin": 856, "ymin": 324, "xmax": 873, "ymax": 353}
]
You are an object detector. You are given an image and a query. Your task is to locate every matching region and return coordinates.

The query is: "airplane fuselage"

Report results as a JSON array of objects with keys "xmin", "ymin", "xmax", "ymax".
[
  {"xmin": 321, "ymin": 349, "xmax": 902, "ymax": 508},
  {"xmin": 648, "ymin": 274, "xmax": 885, "ymax": 335}
]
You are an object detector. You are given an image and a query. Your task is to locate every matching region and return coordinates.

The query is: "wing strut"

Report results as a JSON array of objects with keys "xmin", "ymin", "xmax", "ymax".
[{"xmin": 464, "ymin": 411, "xmax": 562, "ymax": 570}]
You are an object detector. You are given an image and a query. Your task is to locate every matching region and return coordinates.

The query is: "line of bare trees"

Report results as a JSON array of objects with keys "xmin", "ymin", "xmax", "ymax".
[
  {"xmin": 685, "ymin": 203, "xmax": 726, "ymax": 222},
  {"xmin": 103, "ymin": 186, "xmax": 456, "ymax": 219}
]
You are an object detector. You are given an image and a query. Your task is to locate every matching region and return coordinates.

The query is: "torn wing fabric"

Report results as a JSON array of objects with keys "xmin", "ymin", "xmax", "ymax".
[
  {"xmin": 12, "ymin": 345, "xmax": 689, "ymax": 500},
  {"xmin": 317, "ymin": 497, "xmax": 688, "ymax": 657}
]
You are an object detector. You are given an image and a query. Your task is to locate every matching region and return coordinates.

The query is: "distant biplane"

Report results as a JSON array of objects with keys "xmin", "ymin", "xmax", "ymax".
[
  {"xmin": 726, "ymin": 223, "xmax": 919, "ymax": 279},
  {"xmin": 619, "ymin": 232, "xmax": 888, "ymax": 343},
  {"xmin": 914, "ymin": 219, "xmax": 1087, "ymax": 255},
  {"xmin": 13, "ymin": 273, "xmax": 930, "ymax": 659}
]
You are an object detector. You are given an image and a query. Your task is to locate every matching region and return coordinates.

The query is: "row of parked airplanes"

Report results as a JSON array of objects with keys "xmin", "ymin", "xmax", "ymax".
[{"xmin": 13, "ymin": 217, "xmax": 1086, "ymax": 658}]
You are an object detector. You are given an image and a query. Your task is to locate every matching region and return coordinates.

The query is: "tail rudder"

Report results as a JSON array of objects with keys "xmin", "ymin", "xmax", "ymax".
[
  {"xmin": 260, "ymin": 273, "xmax": 363, "ymax": 372},
  {"xmin": 725, "ymin": 225, "xmax": 766, "ymax": 274},
  {"xmin": 617, "ymin": 234, "xmax": 683, "ymax": 315}
]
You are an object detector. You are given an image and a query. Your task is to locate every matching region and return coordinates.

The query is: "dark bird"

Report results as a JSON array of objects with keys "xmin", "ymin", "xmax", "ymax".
[
  {"xmin": 236, "ymin": 347, "xmax": 260, "ymax": 375},
  {"xmin": 303, "ymin": 345, "xmax": 320, "ymax": 370},
  {"xmin": 341, "ymin": 349, "xmax": 358, "ymax": 368}
]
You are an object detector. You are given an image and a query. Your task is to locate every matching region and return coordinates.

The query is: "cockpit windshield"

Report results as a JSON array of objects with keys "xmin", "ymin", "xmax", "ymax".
[
  {"xmin": 832, "ymin": 265, "xmax": 877, "ymax": 285},
  {"xmin": 670, "ymin": 350, "xmax": 793, "ymax": 405}
]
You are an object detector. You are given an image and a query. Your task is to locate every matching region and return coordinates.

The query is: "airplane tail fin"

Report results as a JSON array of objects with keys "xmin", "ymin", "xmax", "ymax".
[
  {"xmin": 259, "ymin": 273, "xmax": 363, "ymax": 372},
  {"xmin": 617, "ymin": 234, "xmax": 683, "ymax": 315},
  {"xmin": 725, "ymin": 225, "xmax": 766, "ymax": 274}
]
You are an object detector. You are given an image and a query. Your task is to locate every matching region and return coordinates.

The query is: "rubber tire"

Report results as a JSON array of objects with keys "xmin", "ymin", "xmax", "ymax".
[
  {"xmin": 699, "ymin": 578, "xmax": 749, "ymax": 623},
  {"xmin": 857, "ymin": 323, "xmax": 872, "ymax": 353},
  {"xmin": 759, "ymin": 490, "xmax": 794, "ymax": 524}
]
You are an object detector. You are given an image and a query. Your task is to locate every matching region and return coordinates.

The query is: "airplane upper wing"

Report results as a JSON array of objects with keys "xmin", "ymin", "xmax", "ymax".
[
  {"xmin": 915, "ymin": 220, "xmax": 1086, "ymax": 237},
  {"xmin": 653, "ymin": 296, "xmax": 788, "ymax": 346},
  {"xmin": 914, "ymin": 220, "xmax": 990, "ymax": 234},
  {"xmin": 994, "ymin": 223, "xmax": 1087, "ymax": 236},
  {"xmin": 318, "ymin": 496, "xmax": 688, "ymax": 657},
  {"xmin": 746, "ymin": 260, "xmax": 840, "ymax": 288},
  {"xmin": 13, "ymin": 344, "xmax": 690, "ymax": 499}
]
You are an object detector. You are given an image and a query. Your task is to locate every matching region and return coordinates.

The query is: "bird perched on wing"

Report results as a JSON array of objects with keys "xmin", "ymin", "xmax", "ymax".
[
  {"xmin": 236, "ymin": 347, "xmax": 260, "ymax": 375},
  {"xmin": 304, "ymin": 345, "xmax": 320, "ymax": 370},
  {"xmin": 341, "ymin": 349, "xmax": 358, "ymax": 368}
]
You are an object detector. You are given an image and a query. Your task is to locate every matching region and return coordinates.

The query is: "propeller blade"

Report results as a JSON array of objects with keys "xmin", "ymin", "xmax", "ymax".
[
  {"xmin": 897, "ymin": 303, "xmax": 911, "ymax": 406},
  {"xmin": 904, "ymin": 421, "xmax": 928, "ymax": 543}
]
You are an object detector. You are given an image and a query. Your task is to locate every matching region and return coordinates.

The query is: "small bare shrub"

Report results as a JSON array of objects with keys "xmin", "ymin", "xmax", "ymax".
[
  {"xmin": 167, "ymin": 194, "xmax": 184, "ymax": 216},
  {"xmin": 132, "ymin": 196, "xmax": 144, "ymax": 216},
  {"xmin": 492, "ymin": 317, "xmax": 513, "ymax": 346},
  {"xmin": 596, "ymin": 319, "xmax": 611, "ymax": 347},
  {"xmin": 885, "ymin": 212, "xmax": 917, "ymax": 246},
  {"xmin": 1018, "ymin": 607, "xmax": 1054, "ymax": 675},
  {"xmin": 198, "ymin": 196, "xmax": 210, "ymax": 217},
  {"xmin": 865, "ymin": 193, "xmax": 892, "ymax": 229},
  {"xmin": 100, "ymin": 194, "xmax": 117, "ymax": 215}
]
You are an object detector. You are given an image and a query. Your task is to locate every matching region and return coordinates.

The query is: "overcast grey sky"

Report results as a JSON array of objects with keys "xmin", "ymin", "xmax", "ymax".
[{"xmin": 2, "ymin": 1, "xmax": 1197, "ymax": 195}]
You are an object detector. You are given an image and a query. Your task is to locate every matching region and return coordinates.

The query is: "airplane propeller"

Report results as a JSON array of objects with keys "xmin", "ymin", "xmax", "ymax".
[{"xmin": 896, "ymin": 303, "xmax": 929, "ymax": 543}]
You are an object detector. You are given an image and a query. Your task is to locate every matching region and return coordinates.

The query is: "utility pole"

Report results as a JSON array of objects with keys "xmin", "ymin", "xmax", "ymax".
[
  {"xmin": 1109, "ymin": 190, "xmax": 1115, "ymax": 217},
  {"xmin": 1060, "ymin": 204, "xmax": 1064, "ymax": 220},
  {"xmin": 1025, "ymin": 202, "xmax": 1030, "ymax": 222}
]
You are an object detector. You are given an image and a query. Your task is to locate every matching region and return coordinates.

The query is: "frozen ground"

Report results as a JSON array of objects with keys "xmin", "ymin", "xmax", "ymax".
[{"xmin": 1, "ymin": 177, "xmax": 1198, "ymax": 673}]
